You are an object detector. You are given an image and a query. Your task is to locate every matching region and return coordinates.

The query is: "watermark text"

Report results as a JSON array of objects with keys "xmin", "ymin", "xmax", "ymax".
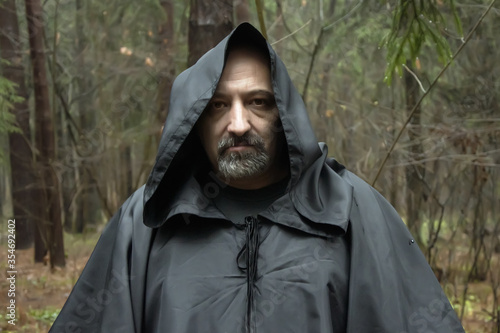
[{"xmin": 6, "ymin": 219, "xmax": 16, "ymax": 325}]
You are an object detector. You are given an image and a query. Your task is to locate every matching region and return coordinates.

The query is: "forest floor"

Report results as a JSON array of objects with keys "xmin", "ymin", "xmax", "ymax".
[
  {"xmin": 0, "ymin": 233, "xmax": 99, "ymax": 332},
  {"xmin": 0, "ymin": 233, "xmax": 498, "ymax": 333}
]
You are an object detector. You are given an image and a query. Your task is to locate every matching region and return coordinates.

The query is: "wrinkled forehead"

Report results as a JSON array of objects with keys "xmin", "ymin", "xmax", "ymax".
[
  {"xmin": 221, "ymin": 47, "xmax": 272, "ymax": 83},
  {"xmin": 217, "ymin": 32, "xmax": 273, "ymax": 96}
]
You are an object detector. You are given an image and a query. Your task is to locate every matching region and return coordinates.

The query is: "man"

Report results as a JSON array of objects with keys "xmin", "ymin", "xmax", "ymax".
[{"xmin": 50, "ymin": 23, "xmax": 464, "ymax": 333}]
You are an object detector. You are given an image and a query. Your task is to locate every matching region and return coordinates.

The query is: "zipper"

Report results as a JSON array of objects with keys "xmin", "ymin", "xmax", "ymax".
[{"xmin": 236, "ymin": 216, "xmax": 259, "ymax": 333}]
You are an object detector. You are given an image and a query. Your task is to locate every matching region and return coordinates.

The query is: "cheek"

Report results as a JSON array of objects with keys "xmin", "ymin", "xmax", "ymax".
[
  {"xmin": 261, "ymin": 114, "xmax": 281, "ymax": 138},
  {"xmin": 203, "ymin": 131, "xmax": 218, "ymax": 154},
  {"xmin": 259, "ymin": 120, "xmax": 280, "ymax": 150},
  {"xmin": 198, "ymin": 120, "xmax": 223, "ymax": 163},
  {"xmin": 196, "ymin": 123, "xmax": 211, "ymax": 152}
]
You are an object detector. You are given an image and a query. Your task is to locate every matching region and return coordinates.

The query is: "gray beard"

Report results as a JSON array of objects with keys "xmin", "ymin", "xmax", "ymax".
[
  {"xmin": 218, "ymin": 149, "xmax": 269, "ymax": 179},
  {"xmin": 217, "ymin": 133, "xmax": 270, "ymax": 180}
]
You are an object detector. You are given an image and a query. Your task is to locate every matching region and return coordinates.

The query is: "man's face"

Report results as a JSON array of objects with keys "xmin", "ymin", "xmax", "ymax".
[{"xmin": 196, "ymin": 47, "xmax": 287, "ymax": 189}]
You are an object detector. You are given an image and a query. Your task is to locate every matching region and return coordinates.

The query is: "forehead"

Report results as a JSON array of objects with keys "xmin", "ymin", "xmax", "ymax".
[{"xmin": 216, "ymin": 48, "xmax": 272, "ymax": 89}]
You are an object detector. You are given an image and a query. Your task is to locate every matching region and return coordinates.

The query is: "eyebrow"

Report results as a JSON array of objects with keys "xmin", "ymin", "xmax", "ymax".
[{"xmin": 211, "ymin": 89, "xmax": 275, "ymax": 100}]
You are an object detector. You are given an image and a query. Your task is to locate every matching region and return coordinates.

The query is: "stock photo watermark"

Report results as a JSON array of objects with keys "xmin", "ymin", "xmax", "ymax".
[{"xmin": 6, "ymin": 219, "xmax": 17, "ymax": 325}]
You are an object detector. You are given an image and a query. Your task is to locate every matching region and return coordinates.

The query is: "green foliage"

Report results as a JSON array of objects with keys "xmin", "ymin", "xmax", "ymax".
[
  {"xmin": 0, "ymin": 76, "xmax": 22, "ymax": 134},
  {"xmin": 382, "ymin": 0, "xmax": 463, "ymax": 85},
  {"xmin": 0, "ymin": 75, "xmax": 23, "ymax": 164},
  {"xmin": 28, "ymin": 307, "xmax": 61, "ymax": 325}
]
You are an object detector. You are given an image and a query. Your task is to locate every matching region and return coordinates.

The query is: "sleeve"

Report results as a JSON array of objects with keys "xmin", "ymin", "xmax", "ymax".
[
  {"xmin": 49, "ymin": 188, "xmax": 152, "ymax": 333},
  {"xmin": 345, "ymin": 173, "xmax": 464, "ymax": 333}
]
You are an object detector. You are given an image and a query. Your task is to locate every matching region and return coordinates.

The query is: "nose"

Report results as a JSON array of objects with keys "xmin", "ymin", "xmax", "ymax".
[{"xmin": 227, "ymin": 101, "xmax": 251, "ymax": 136}]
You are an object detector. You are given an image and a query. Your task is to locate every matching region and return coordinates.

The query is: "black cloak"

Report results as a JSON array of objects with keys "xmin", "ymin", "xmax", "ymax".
[{"xmin": 50, "ymin": 23, "xmax": 464, "ymax": 333}]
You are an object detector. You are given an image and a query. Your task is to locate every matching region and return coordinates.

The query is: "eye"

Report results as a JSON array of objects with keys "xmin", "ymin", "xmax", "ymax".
[
  {"xmin": 252, "ymin": 98, "xmax": 265, "ymax": 106},
  {"xmin": 250, "ymin": 98, "xmax": 273, "ymax": 108},
  {"xmin": 211, "ymin": 101, "xmax": 227, "ymax": 110},
  {"xmin": 248, "ymin": 91, "xmax": 276, "ymax": 110}
]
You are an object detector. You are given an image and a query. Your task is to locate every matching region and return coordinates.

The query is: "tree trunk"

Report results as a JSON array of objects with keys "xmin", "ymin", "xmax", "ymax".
[
  {"xmin": 404, "ymin": 60, "xmax": 425, "ymax": 243},
  {"xmin": 188, "ymin": 0, "xmax": 233, "ymax": 66},
  {"xmin": 315, "ymin": 53, "xmax": 332, "ymax": 142},
  {"xmin": 273, "ymin": 2, "xmax": 284, "ymax": 55},
  {"xmin": 25, "ymin": 0, "xmax": 65, "ymax": 267},
  {"xmin": 315, "ymin": 0, "xmax": 336, "ymax": 142},
  {"xmin": 234, "ymin": 0, "xmax": 250, "ymax": 24},
  {"xmin": 388, "ymin": 84, "xmax": 401, "ymax": 212},
  {"xmin": 121, "ymin": 144, "xmax": 133, "ymax": 197},
  {"xmin": 156, "ymin": 0, "xmax": 175, "ymax": 126},
  {"xmin": 74, "ymin": 0, "xmax": 100, "ymax": 233},
  {"xmin": 0, "ymin": 0, "xmax": 36, "ymax": 249}
]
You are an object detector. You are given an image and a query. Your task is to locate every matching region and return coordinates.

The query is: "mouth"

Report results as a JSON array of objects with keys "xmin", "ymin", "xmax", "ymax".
[
  {"xmin": 218, "ymin": 134, "xmax": 264, "ymax": 157},
  {"xmin": 227, "ymin": 144, "xmax": 254, "ymax": 152}
]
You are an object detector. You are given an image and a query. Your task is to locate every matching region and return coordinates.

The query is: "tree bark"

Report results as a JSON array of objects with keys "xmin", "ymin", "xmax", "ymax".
[
  {"xmin": 234, "ymin": 0, "xmax": 250, "ymax": 24},
  {"xmin": 404, "ymin": 60, "xmax": 425, "ymax": 242},
  {"xmin": 188, "ymin": 0, "xmax": 233, "ymax": 66},
  {"xmin": 0, "ymin": 0, "xmax": 37, "ymax": 249},
  {"xmin": 25, "ymin": 0, "xmax": 65, "ymax": 267},
  {"xmin": 156, "ymin": 0, "xmax": 175, "ymax": 126},
  {"xmin": 74, "ymin": 0, "xmax": 100, "ymax": 233},
  {"xmin": 315, "ymin": 0, "xmax": 337, "ymax": 142}
]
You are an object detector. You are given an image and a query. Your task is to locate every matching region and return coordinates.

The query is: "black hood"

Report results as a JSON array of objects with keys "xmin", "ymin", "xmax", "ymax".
[{"xmin": 143, "ymin": 23, "xmax": 352, "ymax": 230}]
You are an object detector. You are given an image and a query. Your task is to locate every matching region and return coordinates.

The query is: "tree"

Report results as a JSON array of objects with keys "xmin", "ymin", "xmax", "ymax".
[
  {"xmin": 378, "ymin": 0, "xmax": 463, "ymax": 240},
  {"xmin": 156, "ymin": 0, "xmax": 176, "ymax": 124},
  {"xmin": 188, "ymin": 0, "xmax": 233, "ymax": 66},
  {"xmin": 235, "ymin": 0, "xmax": 250, "ymax": 24},
  {"xmin": 25, "ymin": 0, "xmax": 65, "ymax": 267},
  {"xmin": 403, "ymin": 59, "xmax": 425, "ymax": 241},
  {"xmin": 0, "ymin": 0, "xmax": 38, "ymax": 249},
  {"xmin": 73, "ymin": 0, "xmax": 100, "ymax": 233}
]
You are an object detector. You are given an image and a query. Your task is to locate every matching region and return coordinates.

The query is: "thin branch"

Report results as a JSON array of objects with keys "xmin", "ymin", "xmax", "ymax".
[
  {"xmin": 275, "ymin": 0, "xmax": 310, "ymax": 54},
  {"xmin": 403, "ymin": 63, "xmax": 426, "ymax": 93},
  {"xmin": 271, "ymin": 19, "xmax": 311, "ymax": 46},
  {"xmin": 371, "ymin": 0, "xmax": 498, "ymax": 187},
  {"xmin": 301, "ymin": 0, "xmax": 363, "ymax": 96},
  {"xmin": 323, "ymin": 0, "xmax": 363, "ymax": 31},
  {"xmin": 302, "ymin": 27, "xmax": 325, "ymax": 101},
  {"xmin": 255, "ymin": 0, "xmax": 268, "ymax": 39}
]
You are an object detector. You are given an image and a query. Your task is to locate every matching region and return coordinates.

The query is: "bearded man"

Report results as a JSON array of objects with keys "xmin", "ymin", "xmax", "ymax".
[{"xmin": 50, "ymin": 23, "xmax": 464, "ymax": 333}]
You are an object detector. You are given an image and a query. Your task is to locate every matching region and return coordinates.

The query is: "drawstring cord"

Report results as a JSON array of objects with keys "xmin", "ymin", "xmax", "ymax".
[
  {"xmin": 236, "ymin": 216, "xmax": 260, "ymax": 330},
  {"xmin": 236, "ymin": 216, "xmax": 260, "ymax": 274}
]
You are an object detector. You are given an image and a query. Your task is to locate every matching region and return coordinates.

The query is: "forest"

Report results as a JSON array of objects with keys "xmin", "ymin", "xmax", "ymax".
[{"xmin": 0, "ymin": 0, "xmax": 499, "ymax": 331}]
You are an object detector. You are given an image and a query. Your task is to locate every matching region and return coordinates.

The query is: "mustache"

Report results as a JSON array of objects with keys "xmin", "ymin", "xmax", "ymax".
[{"xmin": 217, "ymin": 133, "xmax": 266, "ymax": 156}]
